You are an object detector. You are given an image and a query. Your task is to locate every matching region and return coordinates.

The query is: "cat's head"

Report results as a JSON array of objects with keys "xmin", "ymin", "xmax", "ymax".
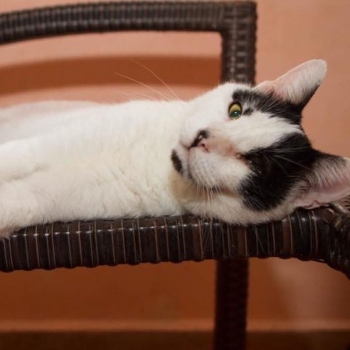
[{"xmin": 171, "ymin": 59, "xmax": 350, "ymax": 224}]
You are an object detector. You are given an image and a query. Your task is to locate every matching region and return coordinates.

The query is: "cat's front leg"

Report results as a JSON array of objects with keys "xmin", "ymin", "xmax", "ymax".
[
  {"xmin": 0, "ymin": 138, "xmax": 48, "ymax": 183},
  {"xmin": 0, "ymin": 180, "xmax": 49, "ymax": 238}
]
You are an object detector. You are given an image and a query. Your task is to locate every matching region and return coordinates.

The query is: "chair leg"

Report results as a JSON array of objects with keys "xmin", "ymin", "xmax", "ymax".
[{"xmin": 213, "ymin": 259, "xmax": 249, "ymax": 350}]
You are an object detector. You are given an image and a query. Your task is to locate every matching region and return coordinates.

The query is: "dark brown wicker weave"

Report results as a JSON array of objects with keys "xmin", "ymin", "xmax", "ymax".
[{"xmin": 0, "ymin": 2, "xmax": 349, "ymax": 350}]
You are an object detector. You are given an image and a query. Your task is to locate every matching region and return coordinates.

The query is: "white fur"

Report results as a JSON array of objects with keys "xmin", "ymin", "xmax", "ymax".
[
  {"xmin": 0, "ymin": 99, "xmax": 188, "ymax": 234},
  {"xmin": 0, "ymin": 59, "xmax": 347, "ymax": 237}
]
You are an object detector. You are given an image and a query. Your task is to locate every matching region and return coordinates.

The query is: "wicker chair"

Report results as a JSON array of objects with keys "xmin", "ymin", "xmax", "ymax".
[{"xmin": 0, "ymin": 2, "xmax": 349, "ymax": 350}]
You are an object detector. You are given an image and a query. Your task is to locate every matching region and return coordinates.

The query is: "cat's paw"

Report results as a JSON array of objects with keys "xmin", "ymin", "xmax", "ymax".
[
  {"xmin": 0, "ymin": 227, "xmax": 14, "ymax": 239},
  {"xmin": 0, "ymin": 149, "xmax": 47, "ymax": 183}
]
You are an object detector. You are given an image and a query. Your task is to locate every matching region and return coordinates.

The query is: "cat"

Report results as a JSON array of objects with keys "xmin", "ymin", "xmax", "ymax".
[{"xmin": 0, "ymin": 59, "xmax": 348, "ymax": 238}]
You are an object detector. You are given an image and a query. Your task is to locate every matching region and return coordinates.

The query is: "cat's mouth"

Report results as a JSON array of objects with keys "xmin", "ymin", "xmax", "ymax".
[
  {"xmin": 171, "ymin": 146, "xmax": 246, "ymax": 193},
  {"xmin": 171, "ymin": 149, "xmax": 221, "ymax": 192}
]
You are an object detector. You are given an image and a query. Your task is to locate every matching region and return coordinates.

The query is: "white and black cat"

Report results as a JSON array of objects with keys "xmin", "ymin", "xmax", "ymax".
[{"xmin": 0, "ymin": 59, "xmax": 348, "ymax": 237}]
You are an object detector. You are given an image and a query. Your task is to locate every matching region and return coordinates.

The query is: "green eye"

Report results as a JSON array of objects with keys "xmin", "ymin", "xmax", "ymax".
[{"xmin": 228, "ymin": 102, "xmax": 242, "ymax": 119}]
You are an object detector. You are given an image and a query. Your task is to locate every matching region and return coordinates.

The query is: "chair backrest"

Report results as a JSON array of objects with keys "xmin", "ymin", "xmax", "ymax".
[{"xmin": 0, "ymin": 2, "xmax": 256, "ymax": 82}]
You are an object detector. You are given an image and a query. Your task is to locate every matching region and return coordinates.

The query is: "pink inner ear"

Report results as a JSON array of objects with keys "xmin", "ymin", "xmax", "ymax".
[
  {"xmin": 319, "ymin": 177, "xmax": 350, "ymax": 200},
  {"xmin": 296, "ymin": 165, "xmax": 350, "ymax": 209},
  {"xmin": 256, "ymin": 74, "xmax": 304, "ymax": 104},
  {"xmin": 256, "ymin": 79, "xmax": 296, "ymax": 106},
  {"xmin": 256, "ymin": 79, "xmax": 292, "ymax": 102},
  {"xmin": 255, "ymin": 80, "xmax": 276, "ymax": 94}
]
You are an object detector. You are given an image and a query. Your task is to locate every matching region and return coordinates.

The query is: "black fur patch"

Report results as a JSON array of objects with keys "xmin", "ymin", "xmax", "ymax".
[
  {"xmin": 238, "ymin": 133, "xmax": 320, "ymax": 211},
  {"xmin": 232, "ymin": 89, "xmax": 303, "ymax": 124},
  {"xmin": 171, "ymin": 150, "xmax": 183, "ymax": 174}
]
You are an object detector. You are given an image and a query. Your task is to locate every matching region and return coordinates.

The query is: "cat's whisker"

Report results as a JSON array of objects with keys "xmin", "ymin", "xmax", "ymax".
[
  {"xmin": 115, "ymin": 91, "xmax": 158, "ymax": 101},
  {"xmin": 192, "ymin": 180, "xmax": 202, "ymax": 203},
  {"xmin": 213, "ymin": 184, "xmax": 222, "ymax": 198},
  {"xmin": 218, "ymin": 186, "xmax": 224, "ymax": 199},
  {"xmin": 209, "ymin": 188, "xmax": 214, "ymax": 205},
  {"xmin": 204, "ymin": 186, "xmax": 209, "ymax": 202},
  {"xmin": 265, "ymin": 146, "xmax": 310, "ymax": 154},
  {"xmin": 204, "ymin": 180, "xmax": 215, "ymax": 207},
  {"xmin": 203, "ymin": 185, "xmax": 212, "ymax": 207},
  {"xmin": 129, "ymin": 59, "xmax": 180, "ymax": 100},
  {"xmin": 274, "ymin": 155, "xmax": 313, "ymax": 171},
  {"xmin": 270, "ymin": 157, "xmax": 290, "ymax": 176},
  {"xmin": 114, "ymin": 72, "xmax": 172, "ymax": 101}
]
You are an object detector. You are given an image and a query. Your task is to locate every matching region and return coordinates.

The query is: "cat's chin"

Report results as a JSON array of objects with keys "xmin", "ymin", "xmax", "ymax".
[
  {"xmin": 171, "ymin": 145, "xmax": 212, "ymax": 185},
  {"xmin": 171, "ymin": 146, "xmax": 241, "ymax": 195},
  {"xmin": 170, "ymin": 168, "xmax": 237, "ymax": 206},
  {"xmin": 170, "ymin": 152, "xmax": 224, "ymax": 193}
]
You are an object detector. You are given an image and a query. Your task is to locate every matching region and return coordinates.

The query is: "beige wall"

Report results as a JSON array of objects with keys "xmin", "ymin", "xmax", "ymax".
[{"xmin": 0, "ymin": 0, "xmax": 349, "ymax": 332}]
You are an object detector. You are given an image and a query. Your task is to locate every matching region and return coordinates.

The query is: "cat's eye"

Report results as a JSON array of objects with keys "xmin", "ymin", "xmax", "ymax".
[{"xmin": 228, "ymin": 102, "xmax": 242, "ymax": 119}]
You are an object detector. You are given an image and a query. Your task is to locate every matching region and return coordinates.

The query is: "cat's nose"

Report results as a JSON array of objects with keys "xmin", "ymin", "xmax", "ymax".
[{"xmin": 190, "ymin": 130, "xmax": 209, "ymax": 148}]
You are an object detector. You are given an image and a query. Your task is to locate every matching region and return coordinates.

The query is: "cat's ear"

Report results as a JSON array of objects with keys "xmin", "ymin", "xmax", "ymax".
[
  {"xmin": 256, "ymin": 59, "xmax": 327, "ymax": 109},
  {"xmin": 294, "ymin": 154, "xmax": 350, "ymax": 209}
]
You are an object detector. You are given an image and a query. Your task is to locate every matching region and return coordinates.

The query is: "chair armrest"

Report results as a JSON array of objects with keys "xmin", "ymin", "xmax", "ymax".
[{"xmin": 0, "ymin": 200, "xmax": 348, "ymax": 279}]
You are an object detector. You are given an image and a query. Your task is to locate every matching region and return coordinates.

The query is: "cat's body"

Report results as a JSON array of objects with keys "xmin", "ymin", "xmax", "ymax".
[
  {"xmin": 0, "ymin": 59, "xmax": 349, "ymax": 237},
  {"xmin": 0, "ymin": 99, "xmax": 188, "ymax": 233}
]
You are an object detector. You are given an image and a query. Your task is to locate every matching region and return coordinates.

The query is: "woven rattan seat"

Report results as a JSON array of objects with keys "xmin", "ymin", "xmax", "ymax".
[{"xmin": 0, "ymin": 2, "xmax": 349, "ymax": 350}]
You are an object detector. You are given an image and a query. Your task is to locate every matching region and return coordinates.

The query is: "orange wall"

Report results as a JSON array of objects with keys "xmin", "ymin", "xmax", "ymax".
[{"xmin": 0, "ymin": 0, "xmax": 349, "ymax": 332}]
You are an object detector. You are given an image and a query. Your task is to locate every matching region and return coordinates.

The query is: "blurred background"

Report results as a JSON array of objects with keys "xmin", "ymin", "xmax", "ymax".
[{"xmin": 0, "ymin": 0, "xmax": 349, "ymax": 349}]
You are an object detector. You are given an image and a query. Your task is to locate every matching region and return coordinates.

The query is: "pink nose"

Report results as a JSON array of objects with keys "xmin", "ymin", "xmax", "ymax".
[
  {"xmin": 198, "ymin": 137, "xmax": 241, "ymax": 157},
  {"xmin": 197, "ymin": 139, "xmax": 209, "ymax": 152},
  {"xmin": 190, "ymin": 130, "xmax": 209, "ymax": 149}
]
